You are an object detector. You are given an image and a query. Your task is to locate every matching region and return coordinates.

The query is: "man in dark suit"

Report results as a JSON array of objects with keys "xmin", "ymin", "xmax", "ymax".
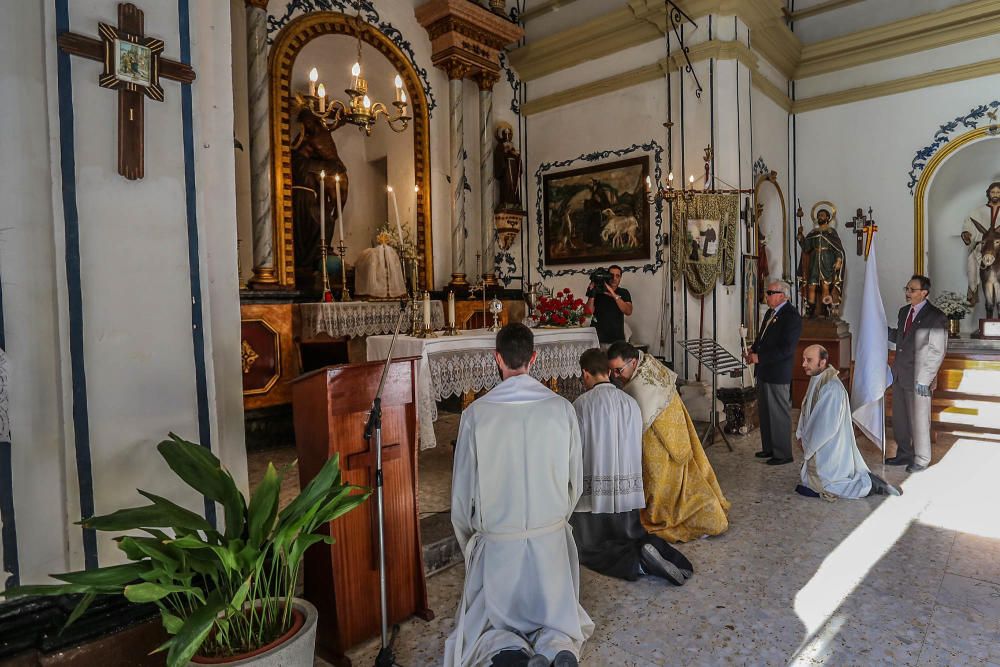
[
  {"xmin": 747, "ymin": 280, "xmax": 803, "ymax": 465},
  {"xmin": 887, "ymin": 274, "xmax": 948, "ymax": 472}
]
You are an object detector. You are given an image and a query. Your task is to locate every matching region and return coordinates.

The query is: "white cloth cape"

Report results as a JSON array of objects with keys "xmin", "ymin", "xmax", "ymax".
[
  {"xmin": 354, "ymin": 243, "xmax": 406, "ymax": 299},
  {"xmin": 797, "ymin": 367, "xmax": 872, "ymax": 499},
  {"xmin": 572, "ymin": 383, "xmax": 644, "ymax": 514},
  {"xmin": 621, "ymin": 351, "xmax": 678, "ymax": 433},
  {"xmin": 445, "ymin": 374, "xmax": 594, "ymax": 667}
]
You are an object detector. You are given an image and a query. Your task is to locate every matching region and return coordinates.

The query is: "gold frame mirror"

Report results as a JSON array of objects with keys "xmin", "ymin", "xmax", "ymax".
[
  {"xmin": 268, "ymin": 12, "xmax": 434, "ymax": 289},
  {"xmin": 753, "ymin": 170, "xmax": 789, "ymax": 284}
]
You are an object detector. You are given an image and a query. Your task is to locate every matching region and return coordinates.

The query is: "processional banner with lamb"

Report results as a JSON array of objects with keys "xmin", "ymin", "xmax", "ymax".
[
  {"xmin": 670, "ymin": 193, "xmax": 738, "ymax": 296},
  {"xmin": 541, "ymin": 156, "xmax": 651, "ymax": 266}
]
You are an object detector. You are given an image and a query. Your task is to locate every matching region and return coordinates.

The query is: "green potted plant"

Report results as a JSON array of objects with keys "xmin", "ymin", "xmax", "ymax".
[{"xmin": 3, "ymin": 434, "xmax": 369, "ymax": 666}]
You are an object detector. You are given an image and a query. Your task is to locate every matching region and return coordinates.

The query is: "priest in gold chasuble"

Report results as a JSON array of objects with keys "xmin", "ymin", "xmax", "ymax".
[{"xmin": 608, "ymin": 342, "xmax": 730, "ymax": 543}]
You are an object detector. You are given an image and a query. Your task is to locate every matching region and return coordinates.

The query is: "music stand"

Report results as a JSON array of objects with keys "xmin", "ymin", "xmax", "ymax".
[{"xmin": 679, "ymin": 339, "xmax": 746, "ymax": 451}]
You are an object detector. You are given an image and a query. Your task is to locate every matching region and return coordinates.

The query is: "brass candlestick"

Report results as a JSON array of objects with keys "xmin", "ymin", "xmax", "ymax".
[{"xmin": 337, "ymin": 240, "xmax": 351, "ymax": 302}]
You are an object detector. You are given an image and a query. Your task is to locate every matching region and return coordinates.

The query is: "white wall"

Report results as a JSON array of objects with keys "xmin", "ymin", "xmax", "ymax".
[
  {"xmin": 794, "ymin": 72, "xmax": 1000, "ymax": 344},
  {"xmin": 0, "ymin": 0, "xmax": 246, "ymax": 584}
]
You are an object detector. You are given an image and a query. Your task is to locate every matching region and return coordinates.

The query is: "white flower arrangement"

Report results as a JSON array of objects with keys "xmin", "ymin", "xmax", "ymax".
[
  {"xmin": 933, "ymin": 291, "xmax": 971, "ymax": 318},
  {"xmin": 374, "ymin": 222, "xmax": 417, "ymax": 260}
]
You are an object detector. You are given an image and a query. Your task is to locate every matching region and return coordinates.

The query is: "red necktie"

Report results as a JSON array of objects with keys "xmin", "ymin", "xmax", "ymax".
[{"xmin": 904, "ymin": 307, "xmax": 915, "ymax": 335}]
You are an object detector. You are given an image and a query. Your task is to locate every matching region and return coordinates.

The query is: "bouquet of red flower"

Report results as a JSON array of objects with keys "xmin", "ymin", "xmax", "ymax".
[{"xmin": 533, "ymin": 288, "xmax": 590, "ymax": 327}]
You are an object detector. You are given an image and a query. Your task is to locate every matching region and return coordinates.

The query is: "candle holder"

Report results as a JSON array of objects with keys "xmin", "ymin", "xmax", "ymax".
[
  {"xmin": 320, "ymin": 241, "xmax": 334, "ymax": 303},
  {"xmin": 337, "ymin": 240, "xmax": 351, "ymax": 302},
  {"xmin": 443, "ymin": 324, "xmax": 460, "ymax": 336}
]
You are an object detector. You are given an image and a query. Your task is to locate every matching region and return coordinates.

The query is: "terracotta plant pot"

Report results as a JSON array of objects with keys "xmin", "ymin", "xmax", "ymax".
[{"xmin": 189, "ymin": 598, "xmax": 318, "ymax": 667}]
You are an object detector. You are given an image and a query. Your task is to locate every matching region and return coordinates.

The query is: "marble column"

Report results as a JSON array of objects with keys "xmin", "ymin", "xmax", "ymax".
[
  {"xmin": 246, "ymin": 0, "xmax": 277, "ymax": 286},
  {"xmin": 477, "ymin": 73, "xmax": 498, "ymax": 285},
  {"xmin": 448, "ymin": 72, "xmax": 468, "ymax": 287}
]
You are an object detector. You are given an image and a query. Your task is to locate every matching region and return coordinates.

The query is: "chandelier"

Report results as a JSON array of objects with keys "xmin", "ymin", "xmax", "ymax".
[
  {"xmin": 646, "ymin": 146, "xmax": 754, "ymax": 204},
  {"xmin": 302, "ymin": 14, "xmax": 411, "ymax": 135}
]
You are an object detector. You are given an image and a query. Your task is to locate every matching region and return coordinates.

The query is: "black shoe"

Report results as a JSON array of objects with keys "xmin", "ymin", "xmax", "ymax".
[
  {"xmin": 906, "ymin": 463, "xmax": 927, "ymax": 473},
  {"xmin": 640, "ymin": 543, "xmax": 685, "ymax": 585},
  {"xmin": 885, "ymin": 456, "xmax": 911, "ymax": 466},
  {"xmin": 755, "ymin": 452, "xmax": 773, "ymax": 459},
  {"xmin": 552, "ymin": 651, "xmax": 579, "ymax": 667},
  {"xmin": 492, "ymin": 649, "xmax": 532, "ymax": 667},
  {"xmin": 644, "ymin": 535, "xmax": 694, "ymax": 579},
  {"xmin": 766, "ymin": 457, "xmax": 794, "ymax": 465}
]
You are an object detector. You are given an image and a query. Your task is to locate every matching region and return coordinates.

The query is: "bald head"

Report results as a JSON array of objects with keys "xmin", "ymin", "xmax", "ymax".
[{"xmin": 801, "ymin": 344, "xmax": 829, "ymax": 376}]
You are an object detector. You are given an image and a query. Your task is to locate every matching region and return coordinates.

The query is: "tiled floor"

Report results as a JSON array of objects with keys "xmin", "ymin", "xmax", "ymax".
[{"xmin": 249, "ymin": 418, "xmax": 1000, "ymax": 666}]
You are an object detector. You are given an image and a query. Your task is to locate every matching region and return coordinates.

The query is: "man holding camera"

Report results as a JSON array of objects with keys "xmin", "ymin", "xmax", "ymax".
[{"xmin": 586, "ymin": 265, "xmax": 633, "ymax": 345}]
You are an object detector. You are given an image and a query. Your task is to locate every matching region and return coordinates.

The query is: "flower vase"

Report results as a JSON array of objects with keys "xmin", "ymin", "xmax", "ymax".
[{"xmin": 947, "ymin": 317, "xmax": 962, "ymax": 338}]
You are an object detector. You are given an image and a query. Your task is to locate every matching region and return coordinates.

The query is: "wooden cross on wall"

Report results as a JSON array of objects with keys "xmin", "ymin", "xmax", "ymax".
[{"xmin": 57, "ymin": 3, "xmax": 196, "ymax": 180}]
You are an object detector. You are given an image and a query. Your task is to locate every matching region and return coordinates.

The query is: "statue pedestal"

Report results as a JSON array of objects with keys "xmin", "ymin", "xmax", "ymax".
[{"xmin": 792, "ymin": 317, "xmax": 852, "ymax": 406}]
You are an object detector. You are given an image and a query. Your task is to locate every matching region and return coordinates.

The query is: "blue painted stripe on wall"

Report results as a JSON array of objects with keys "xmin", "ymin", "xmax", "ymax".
[
  {"xmin": 55, "ymin": 0, "xmax": 98, "ymax": 570},
  {"xmin": 0, "ymin": 274, "xmax": 20, "ymax": 586},
  {"xmin": 178, "ymin": 0, "xmax": 217, "ymax": 527}
]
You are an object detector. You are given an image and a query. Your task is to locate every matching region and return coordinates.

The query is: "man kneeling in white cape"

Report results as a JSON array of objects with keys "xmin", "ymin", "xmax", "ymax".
[{"xmin": 796, "ymin": 345, "xmax": 901, "ymax": 500}]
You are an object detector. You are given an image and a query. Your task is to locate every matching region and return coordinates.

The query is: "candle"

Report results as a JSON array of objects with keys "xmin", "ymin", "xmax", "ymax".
[
  {"xmin": 319, "ymin": 170, "xmax": 326, "ymax": 252},
  {"xmin": 423, "ymin": 291, "xmax": 431, "ymax": 329},
  {"xmin": 645, "ymin": 175, "xmax": 652, "ymax": 191},
  {"xmin": 394, "ymin": 74, "xmax": 404, "ymax": 103},
  {"xmin": 388, "ymin": 185, "xmax": 403, "ymax": 244},
  {"xmin": 668, "ymin": 171, "xmax": 674, "ymax": 188},
  {"xmin": 351, "ymin": 62, "xmax": 361, "ymax": 91},
  {"xmin": 448, "ymin": 291, "xmax": 456, "ymax": 327},
  {"xmin": 308, "ymin": 67, "xmax": 318, "ymax": 97},
  {"xmin": 334, "ymin": 174, "xmax": 344, "ymax": 243},
  {"xmin": 317, "ymin": 83, "xmax": 326, "ymax": 113}
]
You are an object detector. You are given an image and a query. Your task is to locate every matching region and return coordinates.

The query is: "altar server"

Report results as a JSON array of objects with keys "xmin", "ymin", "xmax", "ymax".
[
  {"xmin": 445, "ymin": 324, "xmax": 593, "ymax": 667},
  {"xmin": 570, "ymin": 348, "xmax": 692, "ymax": 584}
]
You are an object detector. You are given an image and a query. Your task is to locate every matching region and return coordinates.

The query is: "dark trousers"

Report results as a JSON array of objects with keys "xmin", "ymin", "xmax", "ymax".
[{"xmin": 757, "ymin": 381, "xmax": 792, "ymax": 460}]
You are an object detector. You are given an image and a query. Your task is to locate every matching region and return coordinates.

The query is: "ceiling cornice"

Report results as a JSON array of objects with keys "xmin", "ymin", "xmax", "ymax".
[
  {"xmin": 796, "ymin": 0, "xmax": 1000, "ymax": 79},
  {"xmin": 521, "ymin": 38, "xmax": 792, "ymax": 116},
  {"xmin": 508, "ymin": 0, "xmax": 799, "ymax": 83}
]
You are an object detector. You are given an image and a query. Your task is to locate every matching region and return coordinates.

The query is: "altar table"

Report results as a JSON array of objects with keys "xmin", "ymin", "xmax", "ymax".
[
  {"xmin": 299, "ymin": 300, "xmax": 445, "ymax": 340},
  {"xmin": 367, "ymin": 327, "xmax": 599, "ymax": 448}
]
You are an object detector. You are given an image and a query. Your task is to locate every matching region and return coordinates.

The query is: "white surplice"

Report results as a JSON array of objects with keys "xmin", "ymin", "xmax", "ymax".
[
  {"xmin": 796, "ymin": 367, "xmax": 873, "ymax": 499},
  {"xmin": 573, "ymin": 382, "xmax": 644, "ymax": 514},
  {"xmin": 445, "ymin": 374, "xmax": 594, "ymax": 667}
]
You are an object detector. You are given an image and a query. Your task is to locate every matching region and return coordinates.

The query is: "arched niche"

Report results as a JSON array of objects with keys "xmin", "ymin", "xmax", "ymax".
[
  {"xmin": 269, "ymin": 12, "xmax": 433, "ymax": 289},
  {"xmin": 753, "ymin": 171, "xmax": 790, "ymax": 284},
  {"xmin": 919, "ymin": 129, "xmax": 1000, "ymax": 331}
]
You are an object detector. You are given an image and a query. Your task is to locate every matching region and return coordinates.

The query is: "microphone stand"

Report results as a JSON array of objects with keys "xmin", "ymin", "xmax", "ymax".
[{"xmin": 366, "ymin": 297, "xmax": 410, "ymax": 667}]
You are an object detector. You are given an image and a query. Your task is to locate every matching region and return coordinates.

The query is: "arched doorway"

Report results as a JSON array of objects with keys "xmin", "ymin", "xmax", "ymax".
[{"xmin": 268, "ymin": 11, "xmax": 434, "ymax": 289}]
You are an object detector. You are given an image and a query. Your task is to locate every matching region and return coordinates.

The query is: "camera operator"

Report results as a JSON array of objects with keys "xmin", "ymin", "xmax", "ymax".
[{"xmin": 586, "ymin": 265, "xmax": 633, "ymax": 345}]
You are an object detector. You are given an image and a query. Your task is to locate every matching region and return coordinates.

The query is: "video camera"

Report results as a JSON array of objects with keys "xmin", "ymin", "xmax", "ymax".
[{"xmin": 586, "ymin": 267, "xmax": 614, "ymax": 298}]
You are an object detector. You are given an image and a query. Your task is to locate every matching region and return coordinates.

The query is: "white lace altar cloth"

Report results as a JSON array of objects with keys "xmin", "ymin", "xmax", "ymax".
[
  {"xmin": 300, "ymin": 300, "xmax": 445, "ymax": 339},
  {"xmin": 366, "ymin": 327, "xmax": 599, "ymax": 448}
]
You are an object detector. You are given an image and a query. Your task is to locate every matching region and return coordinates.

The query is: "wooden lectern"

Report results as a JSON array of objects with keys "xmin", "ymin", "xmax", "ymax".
[{"xmin": 291, "ymin": 358, "xmax": 432, "ymax": 665}]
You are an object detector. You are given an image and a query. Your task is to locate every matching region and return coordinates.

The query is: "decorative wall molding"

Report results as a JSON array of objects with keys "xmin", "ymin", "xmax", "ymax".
[
  {"xmin": 520, "ymin": 39, "xmax": 792, "ymax": 116},
  {"xmin": 508, "ymin": 0, "xmax": 799, "ymax": 82},
  {"xmin": 787, "ymin": 0, "xmax": 863, "ymax": 22},
  {"xmin": 796, "ymin": 0, "xmax": 1000, "ymax": 79},
  {"xmin": 267, "ymin": 0, "xmax": 437, "ymax": 115},
  {"xmin": 907, "ymin": 101, "xmax": 1000, "ymax": 194},
  {"xmin": 519, "ymin": 0, "xmax": 582, "ymax": 23},
  {"xmin": 534, "ymin": 141, "xmax": 665, "ymax": 278},
  {"xmin": 793, "ymin": 56, "xmax": 1000, "ymax": 115}
]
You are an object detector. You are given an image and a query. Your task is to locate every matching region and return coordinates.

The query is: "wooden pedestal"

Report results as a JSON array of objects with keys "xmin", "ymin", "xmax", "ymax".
[
  {"xmin": 792, "ymin": 318, "xmax": 851, "ymax": 406},
  {"xmin": 290, "ymin": 359, "xmax": 431, "ymax": 665}
]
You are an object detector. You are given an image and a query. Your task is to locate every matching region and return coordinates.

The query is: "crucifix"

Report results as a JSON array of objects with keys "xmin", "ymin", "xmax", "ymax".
[
  {"xmin": 846, "ymin": 207, "xmax": 878, "ymax": 259},
  {"xmin": 57, "ymin": 3, "xmax": 196, "ymax": 180}
]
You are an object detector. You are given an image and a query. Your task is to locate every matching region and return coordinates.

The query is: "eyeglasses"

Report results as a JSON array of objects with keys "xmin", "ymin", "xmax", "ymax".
[
  {"xmin": 765, "ymin": 290, "xmax": 784, "ymax": 296},
  {"xmin": 903, "ymin": 287, "xmax": 926, "ymax": 293},
  {"xmin": 609, "ymin": 361, "xmax": 633, "ymax": 376}
]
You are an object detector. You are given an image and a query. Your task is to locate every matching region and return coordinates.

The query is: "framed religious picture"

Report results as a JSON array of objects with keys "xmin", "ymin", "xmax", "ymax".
[
  {"xmin": 114, "ymin": 39, "xmax": 152, "ymax": 86},
  {"xmin": 542, "ymin": 156, "xmax": 651, "ymax": 266}
]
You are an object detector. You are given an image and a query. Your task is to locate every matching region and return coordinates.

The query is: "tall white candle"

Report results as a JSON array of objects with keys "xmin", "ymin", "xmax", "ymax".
[
  {"xmin": 317, "ymin": 83, "xmax": 326, "ymax": 113},
  {"xmin": 334, "ymin": 174, "xmax": 344, "ymax": 243},
  {"xmin": 319, "ymin": 170, "xmax": 326, "ymax": 251},
  {"xmin": 448, "ymin": 291, "xmax": 456, "ymax": 327},
  {"xmin": 308, "ymin": 67, "xmax": 318, "ymax": 97},
  {"xmin": 423, "ymin": 291, "xmax": 431, "ymax": 329},
  {"xmin": 388, "ymin": 185, "xmax": 403, "ymax": 243}
]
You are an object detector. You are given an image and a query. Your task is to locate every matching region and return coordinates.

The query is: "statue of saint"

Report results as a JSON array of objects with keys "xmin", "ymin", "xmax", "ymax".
[
  {"xmin": 291, "ymin": 104, "xmax": 348, "ymax": 291},
  {"xmin": 494, "ymin": 121, "xmax": 523, "ymax": 212},
  {"xmin": 961, "ymin": 181, "xmax": 1000, "ymax": 305},
  {"xmin": 797, "ymin": 203, "xmax": 845, "ymax": 318}
]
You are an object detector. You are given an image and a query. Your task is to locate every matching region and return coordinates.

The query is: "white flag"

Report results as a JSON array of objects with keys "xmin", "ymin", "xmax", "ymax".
[{"xmin": 851, "ymin": 240, "xmax": 893, "ymax": 448}]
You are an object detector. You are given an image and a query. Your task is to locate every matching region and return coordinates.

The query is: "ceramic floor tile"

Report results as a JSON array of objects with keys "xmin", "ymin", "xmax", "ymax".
[
  {"xmin": 922, "ymin": 603, "xmax": 1000, "ymax": 663},
  {"xmin": 936, "ymin": 573, "xmax": 1000, "ymax": 619},
  {"xmin": 945, "ymin": 533, "xmax": 1000, "ymax": 586},
  {"xmin": 916, "ymin": 642, "xmax": 1000, "ymax": 667}
]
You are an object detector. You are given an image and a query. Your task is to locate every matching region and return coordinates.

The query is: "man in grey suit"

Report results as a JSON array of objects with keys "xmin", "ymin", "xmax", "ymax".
[{"xmin": 887, "ymin": 274, "xmax": 948, "ymax": 473}]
